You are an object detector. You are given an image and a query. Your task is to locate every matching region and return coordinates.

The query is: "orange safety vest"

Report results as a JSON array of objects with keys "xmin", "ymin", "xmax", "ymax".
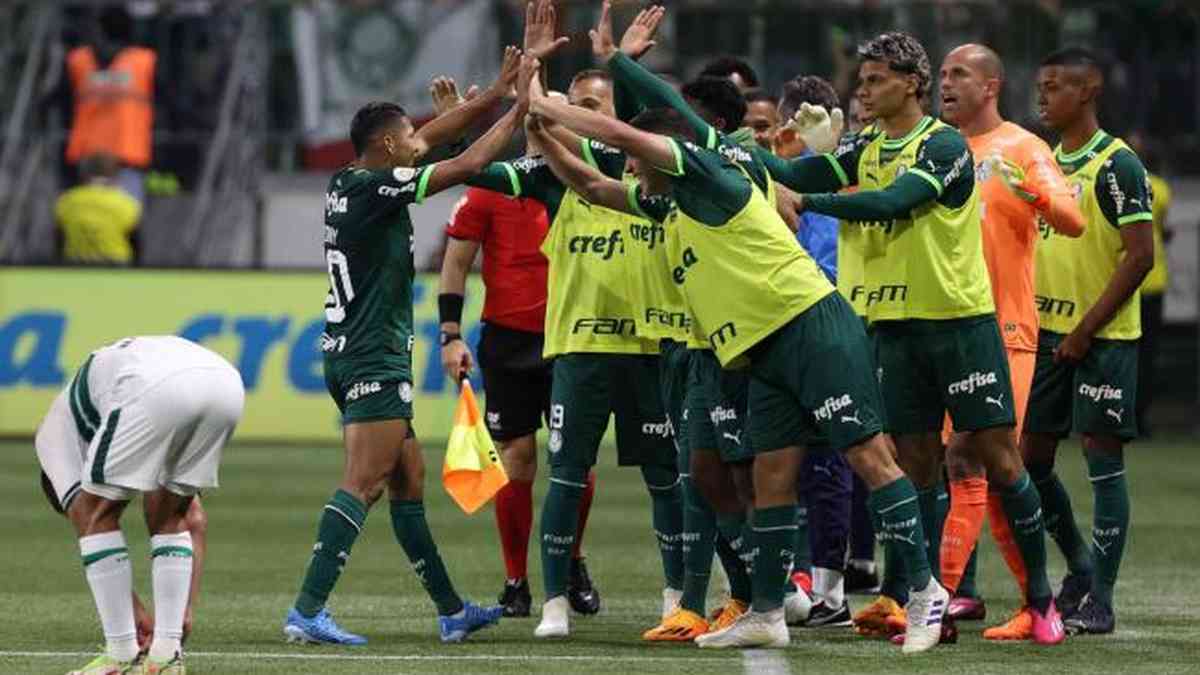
[{"xmin": 65, "ymin": 45, "xmax": 156, "ymax": 168}]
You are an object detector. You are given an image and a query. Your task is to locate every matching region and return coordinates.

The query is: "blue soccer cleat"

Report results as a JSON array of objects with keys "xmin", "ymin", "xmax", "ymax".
[
  {"xmin": 439, "ymin": 601, "xmax": 504, "ymax": 643},
  {"xmin": 283, "ymin": 607, "xmax": 367, "ymax": 646}
]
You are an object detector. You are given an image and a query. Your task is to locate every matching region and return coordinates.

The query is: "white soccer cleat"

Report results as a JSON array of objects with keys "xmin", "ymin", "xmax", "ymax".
[
  {"xmin": 784, "ymin": 587, "xmax": 813, "ymax": 625},
  {"xmin": 903, "ymin": 578, "xmax": 950, "ymax": 654},
  {"xmin": 695, "ymin": 607, "xmax": 789, "ymax": 649},
  {"xmin": 534, "ymin": 595, "xmax": 570, "ymax": 638},
  {"xmin": 662, "ymin": 587, "xmax": 683, "ymax": 620}
]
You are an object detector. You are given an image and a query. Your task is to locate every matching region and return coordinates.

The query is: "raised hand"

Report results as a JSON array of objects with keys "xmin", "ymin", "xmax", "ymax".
[
  {"xmin": 785, "ymin": 102, "xmax": 846, "ymax": 154},
  {"xmin": 517, "ymin": 55, "xmax": 543, "ymax": 111},
  {"xmin": 619, "ymin": 4, "xmax": 665, "ymax": 60},
  {"xmin": 982, "ymin": 153, "xmax": 1041, "ymax": 205},
  {"xmin": 523, "ymin": 0, "xmax": 570, "ymax": 61},
  {"xmin": 589, "ymin": 0, "xmax": 617, "ymax": 61},
  {"xmin": 490, "ymin": 45, "xmax": 523, "ymax": 99},
  {"xmin": 429, "ymin": 76, "xmax": 465, "ymax": 116}
]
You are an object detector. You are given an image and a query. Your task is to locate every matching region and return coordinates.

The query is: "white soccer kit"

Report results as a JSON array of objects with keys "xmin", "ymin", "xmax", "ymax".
[{"xmin": 36, "ymin": 335, "xmax": 245, "ymax": 507}]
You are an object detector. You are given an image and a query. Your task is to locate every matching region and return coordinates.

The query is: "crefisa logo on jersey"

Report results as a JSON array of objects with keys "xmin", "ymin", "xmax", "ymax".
[
  {"xmin": 1078, "ymin": 383, "xmax": 1123, "ymax": 402},
  {"xmin": 398, "ymin": 381, "xmax": 414, "ymax": 403},
  {"xmin": 813, "ymin": 394, "xmax": 854, "ymax": 422},
  {"xmin": 346, "ymin": 381, "xmax": 382, "ymax": 402},
  {"xmin": 947, "ymin": 371, "xmax": 998, "ymax": 395}
]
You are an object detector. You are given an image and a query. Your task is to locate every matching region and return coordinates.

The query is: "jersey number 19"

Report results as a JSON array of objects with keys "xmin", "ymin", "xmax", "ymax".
[{"xmin": 325, "ymin": 249, "xmax": 355, "ymax": 323}]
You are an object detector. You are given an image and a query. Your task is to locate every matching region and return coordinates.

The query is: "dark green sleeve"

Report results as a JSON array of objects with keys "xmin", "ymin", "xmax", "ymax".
[
  {"xmin": 465, "ymin": 163, "xmax": 521, "ymax": 196},
  {"xmin": 664, "ymin": 139, "xmax": 752, "ymax": 226},
  {"xmin": 580, "ymin": 138, "xmax": 627, "ymax": 180},
  {"xmin": 804, "ymin": 173, "xmax": 939, "ymax": 221},
  {"xmin": 613, "ymin": 73, "xmax": 644, "ymax": 123},
  {"xmin": 627, "ymin": 183, "xmax": 673, "ymax": 223},
  {"xmin": 466, "ymin": 158, "xmax": 566, "ymax": 220},
  {"xmin": 360, "ymin": 165, "xmax": 434, "ymax": 211},
  {"xmin": 911, "ymin": 128, "xmax": 975, "ymax": 209},
  {"xmin": 1095, "ymin": 148, "xmax": 1153, "ymax": 229},
  {"xmin": 607, "ymin": 52, "xmax": 720, "ymax": 151}
]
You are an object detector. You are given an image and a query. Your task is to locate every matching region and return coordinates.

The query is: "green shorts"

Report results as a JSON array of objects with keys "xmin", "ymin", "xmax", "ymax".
[
  {"xmin": 1025, "ymin": 330, "xmax": 1139, "ymax": 440},
  {"xmin": 875, "ymin": 314, "xmax": 1017, "ymax": 435},
  {"xmin": 686, "ymin": 349, "xmax": 752, "ymax": 463},
  {"xmin": 324, "ymin": 353, "xmax": 414, "ymax": 425},
  {"xmin": 745, "ymin": 293, "xmax": 885, "ymax": 453},
  {"xmin": 548, "ymin": 353, "xmax": 675, "ymax": 470},
  {"xmin": 658, "ymin": 340, "xmax": 692, "ymax": 473}
]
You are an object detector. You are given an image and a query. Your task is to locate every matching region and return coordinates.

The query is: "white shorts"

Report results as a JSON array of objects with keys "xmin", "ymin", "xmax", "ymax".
[{"xmin": 82, "ymin": 364, "xmax": 245, "ymax": 500}]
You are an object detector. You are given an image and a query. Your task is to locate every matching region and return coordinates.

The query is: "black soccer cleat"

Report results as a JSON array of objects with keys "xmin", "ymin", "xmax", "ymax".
[
  {"xmin": 498, "ymin": 578, "xmax": 532, "ymax": 618},
  {"xmin": 803, "ymin": 599, "xmax": 853, "ymax": 627},
  {"xmin": 567, "ymin": 557, "xmax": 601, "ymax": 615},
  {"xmin": 1056, "ymin": 572, "xmax": 1093, "ymax": 619},
  {"xmin": 845, "ymin": 564, "xmax": 881, "ymax": 595},
  {"xmin": 1064, "ymin": 595, "xmax": 1115, "ymax": 635}
]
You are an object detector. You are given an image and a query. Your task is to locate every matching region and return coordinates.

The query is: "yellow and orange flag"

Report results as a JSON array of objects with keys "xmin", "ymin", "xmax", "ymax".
[{"xmin": 442, "ymin": 380, "xmax": 508, "ymax": 514}]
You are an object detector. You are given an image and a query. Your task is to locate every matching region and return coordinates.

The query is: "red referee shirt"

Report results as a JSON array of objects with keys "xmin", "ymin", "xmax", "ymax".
[{"xmin": 445, "ymin": 187, "xmax": 549, "ymax": 334}]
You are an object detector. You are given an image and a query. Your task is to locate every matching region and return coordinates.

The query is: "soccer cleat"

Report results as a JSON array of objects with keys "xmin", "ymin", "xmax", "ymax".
[
  {"xmin": 1056, "ymin": 572, "xmax": 1092, "ymax": 619},
  {"xmin": 853, "ymin": 595, "xmax": 906, "ymax": 637},
  {"xmin": 983, "ymin": 606, "xmax": 1033, "ymax": 641},
  {"xmin": 1031, "ymin": 600, "xmax": 1066, "ymax": 644},
  {"xmin": 804, "ymin": 599, "xmax": 852, "ymax": 627},
  {"xmin": 567, "ymin": 557, "xmax": 601, "ymax": 615},
  {"xmin": 902, "ymin": 578, "xmax": 949, "ymax": 654},
  {"xmin": 845, "ymin": 563, "xmax": 881, "ymax": 594},
  {"xmin": 534, "ymin": 595, "xmax": 570, "ymax": 638},
  {"xmin": 1063, "ymin": 595, "xmax": 1115, "ymax": 635},
  {"xmin": 947, "ymin": 594, "xmax": 987, "ymax": 621},
  {"xmin": 439, "ymin": 601, "xmax": 504, "ymax": 643},
  {"xmin": 706, "ymin": 598, "xmax": 748, "ymax": 633},
  {"xmin": 498, "ymin": 578, "xmax": 532, "ymax": 618},
  {"xmin": 283, "ymin": 607, "xmax": 367, "ymax": 646},
  {"xmin": 695, "ymin": 608, "xmax": 788, "ymax": 649},
  {"xmin": 642, "ymin": 608, "xmax": 709, "ymax": 641},
  {"xmin": 137, "ymin": 653, "xmax": 185, "ymax": 675},
  {"xmin": 68, "ymin": 652, "xmax": 137, "ymax": 675},
  {"xmin": 783, "ymin": 587, "xmax": 813, "ymax": 625},
  {"xmin": 790, "ymin": 570, "xmax": 814, "ymax": 595},
  {"xmin": 889, "ymin": 618, "xmax": 958, "ymax": 646},
  {"xmin": 661, "ymin": 587, "xmax": 683, "ymax": 620}
]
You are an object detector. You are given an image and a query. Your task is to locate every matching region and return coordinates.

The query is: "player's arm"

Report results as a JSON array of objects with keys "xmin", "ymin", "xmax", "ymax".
[
  {"xmin": 990, "ymin": 139, "xmax": 1084, "ymax": 237},
  {"xmin": 421, "ymin": 92, "xmax": 529, "ymax": 200},
  {"xmin": 1056, "ymin": 151, "xmax": 1155, "ymax": 363},
  {"xmin": 529, "ymin": 117, "xmax": 634, "ymax": 215},
  {"xmin": 439, "ymin": 193, "xmax": 484, "ymax": 380},
  {"xmin": 756, "ymin": 135, "xmax": 861, "ymax": 195},
  {"xmin": 409, "ymin": 46, "xmax": 521, "ymax": 161}
]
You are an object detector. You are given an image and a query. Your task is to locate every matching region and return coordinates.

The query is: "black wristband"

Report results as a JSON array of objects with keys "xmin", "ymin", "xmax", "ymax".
[{"xmin": 438, "ymin": 292, "xmax": 464, "ymax": 325}]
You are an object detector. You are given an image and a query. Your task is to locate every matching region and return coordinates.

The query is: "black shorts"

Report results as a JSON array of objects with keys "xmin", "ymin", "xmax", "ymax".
[{"xmin": 477, "ymin": 322, "xmax": 552, "ymax": 442}]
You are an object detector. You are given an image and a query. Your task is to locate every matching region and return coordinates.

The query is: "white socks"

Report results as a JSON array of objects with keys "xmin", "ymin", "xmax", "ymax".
[
  {"xmin": 813, "ymin": 566, "xmax": 845, "ymax": 607},
  {"xmin": 80, "ymin": 531, "xmax": 139, "ymax": 662},
  {"xmin": 148, "ymin": 532, "xmax": 194, "ymax": 662}
]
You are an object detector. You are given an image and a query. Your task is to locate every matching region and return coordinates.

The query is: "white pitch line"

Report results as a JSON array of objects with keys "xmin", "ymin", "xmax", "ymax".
[
  {"xmin": 0, "ymin": 650, "xmax": 739, "ymax": 664},
  {"xmin": 742, "ymin": 649, "xmax": 793, "ymax": 675}
]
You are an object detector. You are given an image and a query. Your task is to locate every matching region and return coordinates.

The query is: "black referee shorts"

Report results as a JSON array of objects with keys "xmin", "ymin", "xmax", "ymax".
[{"xmin": 477, "ymin": 322, "xmax": 552, "ymax": 442}]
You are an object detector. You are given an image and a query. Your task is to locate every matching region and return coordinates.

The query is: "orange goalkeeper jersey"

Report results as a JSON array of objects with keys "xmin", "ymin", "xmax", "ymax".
[{"xmin": 969, "ymin": 122, "xmax": 1084, "ymax": 352}]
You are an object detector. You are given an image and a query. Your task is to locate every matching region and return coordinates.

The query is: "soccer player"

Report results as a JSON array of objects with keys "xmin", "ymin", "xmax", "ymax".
[
  {"xmin": 782, "ymin": 32, "xmax": 1062, "ymax": 645},
  {"xmin": 699, "ymin": 54, "xmax": 760, "ymax": 93},
  {"xmin": 936, "ymin": 43, "xmax": 1086, "ymax": 638},
  {"xmin": 1024, "ymin": 46, "xmax": 1155, "ymax": 635},
  {"xmin": 37, "ymin": 336, "xmax": 244, "ymax": 675},
  {"xmin": 437, "ymin": 2, "xmax": 600, "ymax": 620},
  {"xmin": 743, "ymin": 88, "xmax": 780, "ymax": 151},
  {"xmin": 282, "ymin": 47, "xmax": 530, "ymax": 646},
  {"xmin": 524, "ymin": 60, "xmax": 948, "ymax": 655}
]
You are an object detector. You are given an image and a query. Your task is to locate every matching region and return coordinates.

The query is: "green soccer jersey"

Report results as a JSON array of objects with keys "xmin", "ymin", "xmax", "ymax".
[
  {"xmin": 1036, "ymin": 131, "xmax": 1152, "ymax": 340},
  {"xmin": 322, "ymin": 164, "xmax": 433, "ymax": 360}
]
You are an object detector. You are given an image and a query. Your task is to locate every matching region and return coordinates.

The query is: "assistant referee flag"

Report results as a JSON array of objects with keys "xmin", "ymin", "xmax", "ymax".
[{"xmin": 443, "ymin": 380, "xmax": 508, "ymax": 513}]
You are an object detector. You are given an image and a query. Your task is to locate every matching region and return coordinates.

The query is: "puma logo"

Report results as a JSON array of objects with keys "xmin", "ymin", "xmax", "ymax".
[
  {"xmin": 986, "ymin": 394, "xmax": 1005, "ymax": 409},
  {"xmin": 1106, "ymin": 407, "xmax": 1124, "ymax": 424},
  {"xmin": 841, "ymin": 411, "xmax": 863, "ymax": 426},
  {"xmin": 722, "ymin": 431, "xmax": 742, "ymax": 446}
]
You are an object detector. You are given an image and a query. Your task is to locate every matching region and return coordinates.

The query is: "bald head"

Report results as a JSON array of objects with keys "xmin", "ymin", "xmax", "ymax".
[
  {"xmin": 939, "ymin": 44, "xmax": 1006, "ymax": 131},
  {"xmin": 950, "ymin": 44, "xmax": 1004, "ymax": 82}
]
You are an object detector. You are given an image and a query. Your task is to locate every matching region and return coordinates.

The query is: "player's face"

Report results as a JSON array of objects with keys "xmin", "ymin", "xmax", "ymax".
[
  {"xmin": 857, "ymin": 60, "xmax": 915, "ymax": 120},
  {"xmin": 569, "ymin": 77, "xmax": 616, "ymax": 118},
  {"xmin": 382, "ymin": 117, "xmax": 419, "ymax": 167},
  {"xmin": 1036, "ymin": 65, "xmax": 1083, "ymax": 132},
  {"xmin": 938, "ymin": 52, "xmax": 990, "ymax": 126},
  {"xmin": 744, "ymin": 100, "xmax": 780, "ymax": 151}
]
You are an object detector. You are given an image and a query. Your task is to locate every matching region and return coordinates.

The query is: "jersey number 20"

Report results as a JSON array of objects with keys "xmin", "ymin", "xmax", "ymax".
[{"xmin": 325, "ymin": 249, "xmax": 355, "ymax": 323}]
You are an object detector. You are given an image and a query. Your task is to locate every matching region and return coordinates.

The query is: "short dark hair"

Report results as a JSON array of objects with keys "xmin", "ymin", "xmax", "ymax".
[
  {"xmin": 681, "ymin": 76, "xmax": 747, "ymax": 133},
  {"xmin": 857, "ymin": 32, "xmax": 932, "ymax": 99},
  {"xmin": 349, "ymin": 102, "xmax": 407, "ymax": 157},
  {"xmin": 1041, "ymin": 46, "xmax": 1102, "ymax": 70},
  {"xmin": 630, "ymin": 108, "xmax": 699, "ymax": 144},
  {"xmin": 778, "ymin": 76, "xmax": 840, "ymax": 121},
  {"xmin": 743, "ymin": 88, "xmax": 778, "ymax": 107},
  {"xmin": 699, "ymin": 55, "xmax": 760, "ymax": 88},
  {"xmin": 570, "ymin": 68, "xmax": 613, "ymax": 88}
]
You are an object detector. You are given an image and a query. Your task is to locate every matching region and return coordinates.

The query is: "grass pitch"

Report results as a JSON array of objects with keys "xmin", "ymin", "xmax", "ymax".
[{"xmin": 1, "ymin": 437, "xmax": 1198, "ymax": 674}]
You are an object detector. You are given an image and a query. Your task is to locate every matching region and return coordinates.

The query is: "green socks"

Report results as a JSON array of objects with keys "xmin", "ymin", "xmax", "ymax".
[
  {"xmin": 793, "ymin": 502, "xmax": 812, "ymax": 576},
  {"xmin": 715, "ymin": 513, "xmax": 753, "ymax": 603},
  {"xmin": 750, "ymin": 506, "xmax": 797, "ymax": 612},
  {"xmin": 917, "ymin": 480, "xmax": 947, "ymax": 581},
  {"xmin": 390, "ymin": 500, "xmax": 463, "ymax": 616},
  {"xmin": 641, "ymin": 465, "xmax": 685, "ymax": 591},
  {"xmin": 679, "ymin": 477, "xmax": 716, "ymax": 615},
  {"xmin": 1029, "ymin": 462, "xmax": 1094, "ymax": 577},
  {"xmin": 296, "ymin": 489, "xmax": 367, "ymax": 617},
  {"xmin": 540, "ymin": 469, "xmax": 585, "ymax": 599},
  {"xmin": 1086, "ymin": 454, "xmax": 1129, "ymax": 606},
  {"xmin": 997, "ymin": 473, "xmax": 1052, "ymax": 603},
  {"xmin": 870, "ymin": 477, "xmax": 931, "ymax": 594}
]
